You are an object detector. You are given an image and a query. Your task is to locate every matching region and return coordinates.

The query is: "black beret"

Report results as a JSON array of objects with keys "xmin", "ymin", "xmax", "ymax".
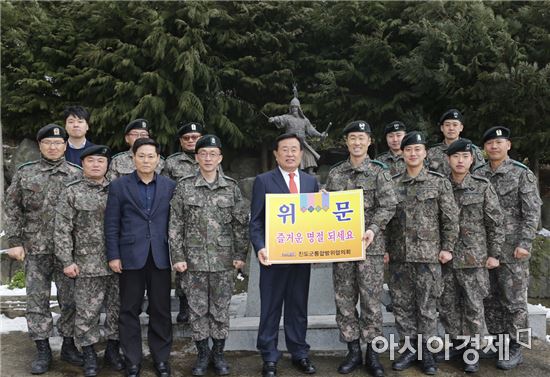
[
  {"xmin": 384, "ymin": 121, "xmax": 407, "ymax": 135},
  {"xmin": 37, "ymin": 124, "xmax": 68, "ymax": 141},
  {"xmin": 343, "ymin": 120, "xmax": 371, "ymax": 135},
  {"xmin": 195, "ymin": 134, "xmax": 222, "ymax": 153},
  {"xmin": 80, "ymin": 145, "xmax": 111, "ymax": 161},
  {"xmin": 124, "ymin": 118, "xmax": 150, "ymax": 134},
  {"xmin": 177, "ymin": 122, "xmax": 204, "ymax": 137},
  {"xmin": 482, "ymin": 126, "xmax": 510, "ymax": 144},
  {"xmin": 400, "ymin": 131, "xmax": 427, "ymax": 149},
  {"xmin": 439, "ymin": 109, "xmax": 463, "ymax": 125},
  {"xmin": 445, "ymin": 138, "xmax": 473, "ymax": 156}
]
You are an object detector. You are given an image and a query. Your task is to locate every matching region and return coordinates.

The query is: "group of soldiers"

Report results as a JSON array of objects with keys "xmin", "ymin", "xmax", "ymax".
[{"xmin": 3, "ymin": 105, "xmax": 542, "ymax": 377}]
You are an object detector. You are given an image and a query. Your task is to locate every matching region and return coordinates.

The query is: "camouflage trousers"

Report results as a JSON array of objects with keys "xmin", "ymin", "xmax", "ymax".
[
  {"xmin": 74, "ymin": 275, "xmax": 120, "ymax": 347},
  {"xmin": 439, "ymin": 266, "xmax": 489, "ymax": 339},
  {"xmin": 333, "ymin": 255, "xmax": 384, "ymax": 343},
  {"xmin": 484, "ymin": 262, "xmax": 529, "ymax": 342},
  {"xmin": 175, "ymin": 271, "xmax": 185, "ymax": 297},
  {"xmin": 389, "ymin": 262, "xmax": 443, "ymax": 341},
  {"xmin": 183, "ymin": 270, "xmax": 234, "ymax": 341},
  {"xmin": 25, "ymin": 254, "xmax": 76, "ymax": 340}
]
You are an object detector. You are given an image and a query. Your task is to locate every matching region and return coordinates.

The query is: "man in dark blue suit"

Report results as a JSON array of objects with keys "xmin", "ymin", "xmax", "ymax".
[
  {"xmin": 105, "ymin": 138, "xmax": 176, "ymax": 377},
  {"xmin": 249, "ymin": 133, "xmax": 319, "ymax": 377}
]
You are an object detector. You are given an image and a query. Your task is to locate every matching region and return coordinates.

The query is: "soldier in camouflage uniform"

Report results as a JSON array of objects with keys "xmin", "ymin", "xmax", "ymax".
[
  {"xmin": 4, "ymin": 124, "xmax": 84, "ymax": 374},
  {"xmin": 106, "ymin": 118, "xmax": 164, "ymax": 181},
  {"xmin": 169, "ymin": 135, "xmax": 249, "ymax": 376},
  {"xmin": 325, "ymin": 121, "xmax": 397, "ymax": 376},
  {"xmin": 437, "ymin": 139, "xmax": 504, "ymax": 373},
  {"xmin": 386, "ymin": 131, "xmax": 459, "ymax": 375},
  {"xmin": 473, "ymin": 126, "xmax": 542, "ymax": 370},
  {"xmin": 54, "ymin": 146, "xmax": 125, "ymax": 377},
  {"xmin": 427, "ymin": 109, "xmax": 485, "ymax": 175},
  {"xmin": 375, "ymin": 121, "xmax": 407, "ymax": 176},
  {"xmin": 162, "ymin": 121, "xmax": 204, "ymax": 324}
]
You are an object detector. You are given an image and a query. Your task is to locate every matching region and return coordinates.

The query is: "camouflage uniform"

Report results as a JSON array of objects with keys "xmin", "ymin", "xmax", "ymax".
[
  {"xmin": 325, "ymin": 158, "xmax": 397, "ymax": 343},
  {"xmin": 3, "ymin": 158, "xmax": 82, "ymax": 340},
  {"xmin": 54, "ymin": 178, "xmax": 119, "ymax": 347},
  {"xmin": 474, "ymin": 159, "xmax": 542, "ymax": 342},
  {"xmin": 439, "ymin": 174, "xmax": 504, "ymax": 340},
  {"xmin": 386, "ymin": 167, "xmax": 459, "ymax": 340},
  {"xmin": 427, "ymin": 142, "xmax": 485, "ymax": 176},
  {"xmin": 106, "ymin": 150, "xmax": 164, "ymax": 181},
  {"xmin": 169, "ymin": 172, "xmax": 249, "ymax": 341},
  {"xmin": 375, "ymin": 151, "xmax": 406, "ymax": 176}
]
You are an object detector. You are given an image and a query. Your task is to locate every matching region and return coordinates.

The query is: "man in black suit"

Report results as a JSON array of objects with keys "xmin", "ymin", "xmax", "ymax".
[
  {"xmin": 249, "ymin": 133, "xmax": 319, "ymax": 377},
  {"xmin": 105, "ymin": 138, "xmax": 176, "ymax": 377}
]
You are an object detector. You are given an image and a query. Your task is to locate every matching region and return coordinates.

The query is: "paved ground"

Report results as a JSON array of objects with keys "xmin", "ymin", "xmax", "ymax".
[{"xmin": 1, "ymin": 333, "xmax": 549, "ymax": 377}]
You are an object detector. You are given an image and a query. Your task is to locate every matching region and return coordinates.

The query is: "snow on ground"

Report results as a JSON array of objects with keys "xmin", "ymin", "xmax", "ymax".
[
  {"xmin": 538, "ymin": 228, "xmax": 550, "ymax": 237},
  {"xmin": 532, "ymin": 303, "xmax": 550, "ymax": 319},
  {"xmin": 0, "ymin": 283, "xmax": 57, "ymax": 296},
  {"xmin": 0, "ymin": 314, "xmax": 28, "ymax": 333}
]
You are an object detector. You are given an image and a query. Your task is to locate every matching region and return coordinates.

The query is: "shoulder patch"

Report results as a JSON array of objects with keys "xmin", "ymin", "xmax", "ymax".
[
  {"xmin": 526, "ymin": 171, "xmax": 536, "ymax": 183},
  {"xmin": 369, "ymin": 159, "xmax": 388, "ymax": 170},
  {"xmin": 511, "ymin": 160, "xmax": 528, "ymax": 170},
  {"xmin": 427, "ymin": 170, "xmax": 445, "ymax": 178},
  {"xmin": 66, "ymin": 161, "xmax": 83, "ymax": 170},
  {"xmin": 66, "ymin": 179, "xmax": 82, "ymax": 187},
  {"xmin": 16, "ymin": 160, "xmax": 40, "ymax": 170}
]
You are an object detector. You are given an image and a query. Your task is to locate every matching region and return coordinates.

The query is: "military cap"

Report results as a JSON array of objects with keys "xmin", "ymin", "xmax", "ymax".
[
  {"xmin": 343, "ymin": 120, "xmax": 371, "ymax": 135},
  {"xmin": 384, "ymin": 121, "xmax": 407, "ymax": 135},
  {"xmin": 445, "ymin": 138, "xmax": 473, "ymax": 155},
  {"xmin": 37, "ymin": 124, "xmax": 68, "ymax": 141},
  {"xmin": 124, "ymin": 118, "xmax": 149, "ymax": 134},
  {"xmin": 195, "ymin": 134, "xmax": 222, "ymax": 153},
  {"xmin": 80, "ymin": 145, "xmax": 111, "ymax": 161},
  {"xmin": 400, "ymin": 131, "xmax": 427, "ymax": 149},
  {"xmin": 439, "ymin": 108, "xmax": 463, "ymax": 125},
  {"xmin": 177, "ymin": 122, "xmax": 204, "ymax": 137},
  {"xmin": 482, "ymin": 126, "xmax": 510, "ymax": 144}
]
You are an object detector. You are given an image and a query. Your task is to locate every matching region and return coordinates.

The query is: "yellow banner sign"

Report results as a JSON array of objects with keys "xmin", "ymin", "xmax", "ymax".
[{"xmin": 266, "ymin": 189, "xmax": 365, "ymax": 264}]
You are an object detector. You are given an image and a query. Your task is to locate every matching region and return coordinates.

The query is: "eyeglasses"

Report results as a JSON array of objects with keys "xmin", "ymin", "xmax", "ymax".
[
  {"xmin": 197, "ymin": 151, "xmax": 221, "ymax": 159},
  {"xmin": 181, "ymin": 135, "xmax": 201, "ymax": 141},
  {"xmin": 127, "ymin": 132, "xmax": 149, "ymax": 138},
  {"xmin": 40, "ymin": 140, "xmax": 66, "ymax": 147}
]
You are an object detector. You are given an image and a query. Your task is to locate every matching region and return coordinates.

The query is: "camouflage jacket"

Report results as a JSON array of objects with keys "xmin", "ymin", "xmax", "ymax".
[
  {"xmin": 325, "ymin": 158, "xmax": 397, "ymax": 255},
  {"xmin": 375, "ymin": 150, "xmax": 406, "ymax": 176},
  {"xmin": 3, "ymin": 158, "xmax": 82, "ymax": 254},
  {"xmin": 450, "ymin": 173, "xmax": 504, "ymax": 268},
  {"xmin": 387, "ymin": 167, "xmax": 459, "ymax": 263},
  {"xmin": 161, "ymin": 151, "xmax": 198, "ymax": 181},
  {"xmin": 169, "ymin": 172, "xmax": 250, "ymax": 272},
  {"xmin": 54, "ymin": 178, "xmax": 111, "ymax": 277},
  {"xmin": 427, "ymin": 142, "xmax": 485, "ymax": 175},
  {"xmin": 106, "ymin": 149, "xmax": 165, "ymax": 181},
  {"xmin": 473, "ymin": 158, "xmax": 542, "ymax": 263}
]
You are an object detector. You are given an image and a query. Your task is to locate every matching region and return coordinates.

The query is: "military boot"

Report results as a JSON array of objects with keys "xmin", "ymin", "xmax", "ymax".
[
  {"xmin": 176, "ymin": 294, "xmax": 189, "ymax": 324},
  {"xmin": 392, "ymin": 339, "xmax": 417, "ymax": 371},
  {"xmin": 420, "ymin": 342, "xmax": 437, "ymax": 375},
  {"xmin": 60, "ymin": 337, "xmax": 84, "ymax": 366},
  {"xmin": 192, "ymin": 339, "xmax": 211, "ymax": 376},
  {"xmin": 496, "ymin": 339, "xmax": 523, "ymax": 370},
  {"xmin": 337, "ymin": 339, "xmax": 362, "ymax": 374},
  {"xmin": 104, "ymin": 339, "xmax": 125, "ymax": 371},
  {"xmin": 365, "ymin": 342, "xmax": 384, "ymax": 377},
  {"xmin": 212, "ymin": 338, "xmax": 230, "ymax": 375},
  {"xmin": 463, "ymin": 347, "xmax": 479, "ymax": 373},
  {"xmin": 82, "ymin": 345, "xmax": 98, "ymax": 377},
  {"xmin": 31, "ymin": 339, "xmax": 52, "ymax": 375}
]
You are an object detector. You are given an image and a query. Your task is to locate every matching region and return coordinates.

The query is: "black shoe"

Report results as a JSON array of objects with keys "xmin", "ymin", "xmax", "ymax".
[
  {"xmin": 337, "ymin": 339, "xmax": 362, "ymax": 374},
  {"xmin": 365, "ymin": 343, "xmax": 384, "ymax": 377},
  {"xmin": 176, "ymin": 295, "xmax": 189, "ymax": 324},
  {"xmin": 104, "ymin": 339, "xmax": 125, "ymax": 371},
  {"xmin": 212, "ymin": 338, "xmax": 230, "ymax": 375},
  {"xmin": 435, "ymin": 345, "xmax": 464, "ymax": 363},
  {"xmin": 262, "ymin": 361, "xmax": 277, "ymax": 377},
  {"xmin": 60, "ymin": 337, "xmax": 84, "ymax": 366},
  {"xmin": 392, "ymin": 348, "xmax": 417, "ymax": 371},
  {"xmin": 154, "ymin": 361, "xmax": 171, "ymax": 377},
  {"xmin": 192, "ymin": 339, "xmax": 211, "ymax": 376},
  {"xmin": 496, "ymin": 340, "xmax": 523, "ymax": 370},
  {"xmin": 31, "ymin": 339, "xmax": 52, "ymax": 375},
  {"xmin": 292, "ymin": 358, "xmax": 316, "ymax": 374},
  {"xmin": 126, "ymin": 364, "xmax": 141, "ymax": 377},
  {"xmin": 82, "ymin": 345, "xmax": 98, "ymax": 377},
  {"xmin": 464, "ymin": 351, "xmax": 480, "ymax": 374},
  {"xmin": 420, "ymin": 342, "xmax": 437, "ymax": 375}
]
